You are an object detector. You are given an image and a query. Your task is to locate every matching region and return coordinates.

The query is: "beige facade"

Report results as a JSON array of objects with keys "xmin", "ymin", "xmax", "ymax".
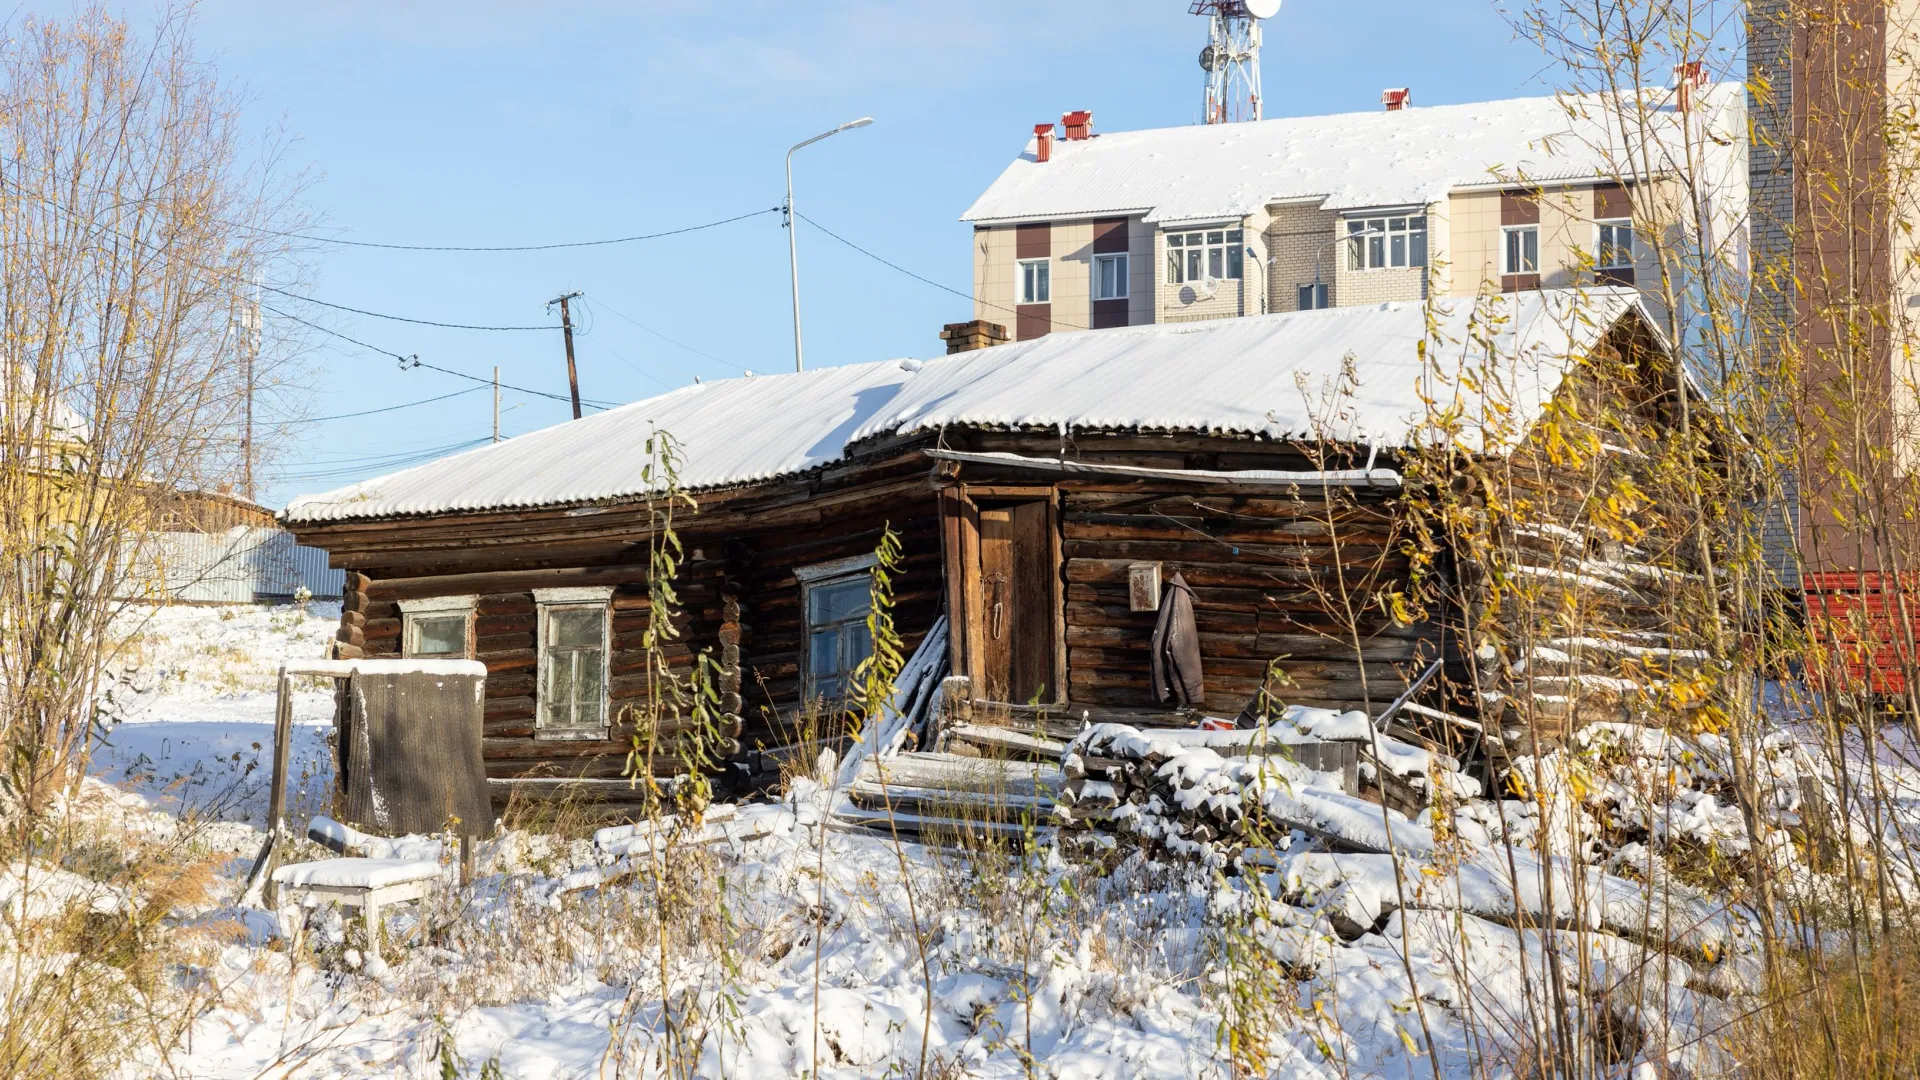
[{"xmin": 971, "ymin": 180, "xmax": 1675, "ymax": 340}]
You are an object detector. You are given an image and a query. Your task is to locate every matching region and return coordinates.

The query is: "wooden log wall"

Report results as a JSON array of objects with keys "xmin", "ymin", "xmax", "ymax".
[{"xmin": 953, "ymin": 431, "xmax": 1435, "ymax": 716}]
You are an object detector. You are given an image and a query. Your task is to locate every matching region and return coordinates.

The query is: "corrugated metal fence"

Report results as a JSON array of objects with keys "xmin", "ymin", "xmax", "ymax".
[{"xmin": 126, "ymin": 527, "xmax": 344, "ymax": 604}]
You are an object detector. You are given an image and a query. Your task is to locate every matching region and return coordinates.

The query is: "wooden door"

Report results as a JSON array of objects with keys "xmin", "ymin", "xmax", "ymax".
[{"xmin": 973, "ymin": 500, "xmax": 1058, "ymax": 703}]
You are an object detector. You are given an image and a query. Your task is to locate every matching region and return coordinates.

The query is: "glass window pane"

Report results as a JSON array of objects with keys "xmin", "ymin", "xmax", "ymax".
[
  {"xmin": 1167, "ymin": 234, "xmax": 1184, "ymax": 247},
  {"xmin": 1390, "ymin": 234, "xmax": 1406, "ymax": 267},
  {"xmin": 1187, "ymin": 250, "xmax": 1202, "ymax": 280},
  {"xmin": 549, "ymin": 608, "xmax": 603, "ymax": 648},
  {"xmin": 1167, "ymin": 248, "xmax": 1182, "ymax": 283},
  {"xmin": 1207, "ymin": 231, "xmax": 1224, "ymax": 245},
  {"xmin": 1226, "ymin": 229, "xmax": 1243, "ymax": 244},
  {"xmin": 1347, "ymin": 220, "xmax": 1364, "ymax": 235},
  {"xmin": 1348, "ymin": 236, "xmax": 1362, "ymax": 271},
  {"xmin": 1208, "ymin": 247, "xmax": 1224, "ymax": 279},
  {"xmin": 809, "ymin": 578, "xmax": 870, "ymax": 623},
  {"xmin": 1227, "ymin": 245, "xmax": 1243, "ymax": 279},
  {"xmin": 1524, "ymin": 229, "xmax": 1538, "ymax": 270},
  {"xmin": 576, "ymin": 651, "xmax": 603, "ymax": 723},
  {"xmin": 1388, "ymin": 217, "xmax": 1406, "ymax": 232},
  {"xmin": 411, "ymin": 614, "xmax": 465, "ymax": 656},
  {"xmin": 843, "ymin": 621, "xmax": 873, "ymax": 674},
  {"xmin": 1186, "ymin": 232, "xmax": 1203, "ymax": 245},
  {"xmin": 809, "ymin": 628, "xmax": 840, "ymax": 677},
  {"xmin": 1036, "ymin": 262, "xmax": 1049, "ymax": 302},
  {"xmin": 815, "ymin": 674, "xmax": 844, "ymax": 703},
  {"xmin": 1410, "ymin": 230, "xmax": 1427, "ymax": 267},
  {"xmin": 1369, "ymin": 235, "xmax": 1385, "ymax": 268},
  {"xmin": 1410, "ymin": 215, "xmax": 1426, "ymax": 233},
  {"xmin": 545, "ymin": 658, "xmax": 575, "ymax": 727}
]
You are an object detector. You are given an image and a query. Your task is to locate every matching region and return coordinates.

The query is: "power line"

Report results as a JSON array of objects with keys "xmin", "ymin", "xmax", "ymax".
[
  {"xmin": 260, "ymin": 301, "xmax": 618, "ymax": 410},
  {"xmin": 583, "ymin": 296, "xmax": 749, "ymax": 373},
  {"xmin": 258, "ymin": 281, "xmax": 557, "ymax": 331},
  {"xmin": 287, "ymin": 385, "xmax": 487, "ymax": 425},
  {"xmin": 795, "ymin": 211, "xmax": 1090, "ymax": 331},
  {"xmin": 247, "ymin": 206, "xmax": 781, "ymax": 253}
]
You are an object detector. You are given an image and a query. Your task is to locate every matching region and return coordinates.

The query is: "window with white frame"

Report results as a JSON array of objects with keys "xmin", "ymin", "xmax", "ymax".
[
  {"xmin": 1165, "ymin": 228, "xmax": 1244, "ymax": 284},
  {"xmin": 1596, "ymin": 219, "xmax": 1634, "ymax": 269},
  {"xmin": 1503, "ymin": 225, "xmax": 1540, "ymax": 275},
  {"xmin": 534, "ymin": 586, "xmax": 611, "ymax": 739},
  {"xmin": 1017, "ymin": 258, "xmax": 1051, "ymax": 304},
  {"xmin": 798, "ymin": 555, "xmax": 875, "ymax": 705},
  {"xmin": 1092, "ymin": 253, "xmax": 1129, "ymax": 300},
  {"xmin": 398, "ymin": 596, "xmax": 475, "ymax": 659},
  {"xmin": 1345, "ymin": 215, "xmax": 1427, "ymax": 271}
]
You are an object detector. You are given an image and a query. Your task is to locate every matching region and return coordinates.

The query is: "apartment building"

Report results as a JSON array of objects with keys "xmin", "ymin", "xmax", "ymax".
[{"xmin": 960, "ymin": 88, "xmax": 1746, "ymax": 342}]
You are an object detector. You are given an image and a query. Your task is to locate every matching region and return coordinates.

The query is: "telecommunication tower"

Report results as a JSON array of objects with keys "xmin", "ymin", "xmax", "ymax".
[{"xmin": 1192, "ymin": 0, "xmax": 1278, "ymax": 124}]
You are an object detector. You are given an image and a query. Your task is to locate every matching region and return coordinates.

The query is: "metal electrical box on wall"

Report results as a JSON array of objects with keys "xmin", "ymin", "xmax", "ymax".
[{"xmin": 1128, "ymin": 561, "xmax": 1163, "ymax": 612}]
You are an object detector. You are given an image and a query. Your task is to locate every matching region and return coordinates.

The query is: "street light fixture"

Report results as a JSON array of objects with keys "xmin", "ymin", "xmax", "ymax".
[{"xmin": 785, "ymin": 116, "xmax": 874, "ymax": 372}]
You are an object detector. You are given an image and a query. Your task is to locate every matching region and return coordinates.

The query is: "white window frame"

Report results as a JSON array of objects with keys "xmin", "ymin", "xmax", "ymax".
[
  {"xmin": 533, "ymin": 585, "xmax": 614, "ymax": 741},
  {"xmin": 1016, "ymin": 257, "xmax": 1051, "ymax": 304},
  {"xmin": 1164, "ymin": 227, "xmax": 1245, "ymax": 284},
  {"xmin": 797, "ymin": 554, "xmax": 877, "ymax": 706},
  {"xmin": 1344, "ymin": 214, "xmax": 1428, "ymax": 271},
  {"xmin": 1092, "ymin": 252, "xmax": 1130, "ymax": 301},
  {"xmin": 1595, "ymin": 218, "xmax": 1635, "ymax": 270},
  {"xmin": 397, "ymin": 595, "xmax": 476, "ymax": 659},
  {"xmin": 1502, "ymin": 225, "xmax": 1540, "ymax": 276}
]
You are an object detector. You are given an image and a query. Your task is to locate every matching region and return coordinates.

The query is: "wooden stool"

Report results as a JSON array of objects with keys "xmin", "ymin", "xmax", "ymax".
[{"xmin": 272, "ymin": 858, "xmax": 440, "ymax": 969}]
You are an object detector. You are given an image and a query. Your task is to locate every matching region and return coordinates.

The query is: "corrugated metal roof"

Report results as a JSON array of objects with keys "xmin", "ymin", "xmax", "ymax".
[
  {"xmin": 961, "ymin": 86, "xmax": 1745, "ymax": 224},
  {"xmin": 283, "ymin": 289, "xmax": 1644, "ymax": 525}
]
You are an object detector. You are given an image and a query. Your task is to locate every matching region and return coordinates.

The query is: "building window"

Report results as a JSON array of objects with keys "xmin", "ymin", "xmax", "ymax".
[
  {"xmin": 1017, "ymin": 258, "xmax": 1051, "ymax": 304},
  {"xmin": 1596, "ymin": 219, "xmax": 1634, "ymax": 269},
  {"xmin": 1346, "ymin": 215, "xmax": 1427, "ymax": 271},
  {"xmin": 1166, "ymin": 228, "xmax": 1244, "ymax": 284},
  {"xmin": 797, "ymin": 555, "xmax": 876, "ymax": 705},
  {"xmin": 397, "ymin": 596, "xmax": 475, "ymax": 659},
  {"xmin": 1503, "ymin": 225, "xmax": 1540, "ymax": 275},
  {"xmin": 1093, "ymin": 253, "xmax": 1129, "ymax": 300},
  {"xmin": 1297, "ymin": 283, "xmax": 1329, "ymax": 310},
  {"xmin": 534, "ymin": 586, "xmax": 612, "ymax": 739}
]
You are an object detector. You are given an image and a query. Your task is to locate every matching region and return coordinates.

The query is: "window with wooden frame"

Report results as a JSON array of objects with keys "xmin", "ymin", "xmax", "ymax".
[
  {"xmin": 533, "ymin": 586, "xmax": 612, "ymax": 740},
  {"xmin": 797, "ymin": 554, "xmax": 876, "ymax": 706},
  {"xmin": 397, "ymin": 595, "xmax": 475, "ymax": 659}
]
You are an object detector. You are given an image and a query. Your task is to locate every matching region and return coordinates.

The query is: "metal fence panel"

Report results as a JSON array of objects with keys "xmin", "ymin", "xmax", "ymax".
[{"xmin": 125, "ymin": 527, "xmax": 343, "ymax": 604}]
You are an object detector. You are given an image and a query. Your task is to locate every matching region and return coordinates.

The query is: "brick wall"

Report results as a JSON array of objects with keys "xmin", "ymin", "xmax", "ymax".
[{"xmin": 1264, "ymin": 202, "xmax": 1340, "ymax": 311}]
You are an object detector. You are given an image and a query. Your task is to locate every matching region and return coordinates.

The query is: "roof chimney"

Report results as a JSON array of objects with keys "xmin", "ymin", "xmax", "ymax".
[
  {"xmin": 1032, "ymin": 122, "xmax": 1054, "ymax": 163},
  {"xmin": 1381, "ymin": 87, "xmax": 1411, "ymax": 112},
  {"xmin": 1673, "ymin": 61, "xmax": 1707, "ymax": 111},
  {"xmin": 1061, "ymin": 109, "xmax": 1093, "ymax": 141},
  {"xmin": 940, "ymin": 319, "xmax": 1010, "ymax": 354}
]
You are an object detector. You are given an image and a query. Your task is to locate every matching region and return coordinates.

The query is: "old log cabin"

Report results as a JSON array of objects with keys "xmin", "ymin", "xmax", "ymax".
[{"xmin": 283, "ymin": 288, "xmax": 1686, "ymax": 814}]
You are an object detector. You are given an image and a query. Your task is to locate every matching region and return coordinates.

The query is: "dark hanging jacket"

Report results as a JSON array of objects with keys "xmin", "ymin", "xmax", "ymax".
[{"xmin": 1151, "ymin": 571, "xmax": 1205, "ymax": 706}]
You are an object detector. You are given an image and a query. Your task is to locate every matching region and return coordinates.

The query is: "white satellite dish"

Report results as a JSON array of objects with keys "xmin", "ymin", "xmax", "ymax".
[
  {"xmin": 1196, "ymin": 276, "xmax": 1220, "ymax": 300},
  {"xmin": 1245, "ymin": 0, "xmax": 1282, "ymax": 19}
]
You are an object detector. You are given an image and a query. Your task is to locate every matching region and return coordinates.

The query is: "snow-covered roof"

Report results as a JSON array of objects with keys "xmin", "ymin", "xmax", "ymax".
[
  {"xmin": 961, "ymin": 85, "xmax": 1745, "ymax": 225},
  {"xmin": 283, "ymin": 289, "xmax": 1648, "ymax": 525}
]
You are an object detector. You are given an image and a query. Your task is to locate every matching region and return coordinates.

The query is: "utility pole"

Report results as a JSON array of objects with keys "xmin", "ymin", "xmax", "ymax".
[
  {"xmin": 240, "ymin": 280, "xmax": 261, "ymax": 501},
  {"xmin": 548, "ymin": 291, "xmax": 584, "ymax": 419},
  {"xmin": 492, "ymin": 366, "xmax": 500, "ymax": 443}
]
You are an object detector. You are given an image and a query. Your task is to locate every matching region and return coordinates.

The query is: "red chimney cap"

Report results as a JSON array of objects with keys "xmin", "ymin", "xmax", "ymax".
[
  {"xmin": 1381, "ymin": 87, "xmax": 1412, "ymax": 111},
  {"xmin": 1034, "ymin": 122, "xmax": 1056, "ymax": 136}
]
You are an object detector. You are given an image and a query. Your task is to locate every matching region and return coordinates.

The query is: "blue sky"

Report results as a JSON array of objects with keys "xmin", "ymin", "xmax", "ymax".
[{"xmin": 172, "ymin": 0, "xmax": 1559, "ymax": 507}]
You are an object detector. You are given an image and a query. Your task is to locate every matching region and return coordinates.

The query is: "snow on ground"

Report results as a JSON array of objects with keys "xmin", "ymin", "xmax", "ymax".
[{"xmin": 51, "ymin": 603, "xmax": 1920, "ymax": 1077}]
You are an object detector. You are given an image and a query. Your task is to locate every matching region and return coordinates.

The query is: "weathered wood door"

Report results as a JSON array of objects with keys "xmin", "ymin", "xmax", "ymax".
[{"xmin": 973, "ymin": 500, "xmax": 1058, "ymax": 703}]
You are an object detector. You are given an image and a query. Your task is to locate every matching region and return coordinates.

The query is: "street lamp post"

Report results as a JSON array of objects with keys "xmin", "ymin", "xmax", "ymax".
[{"xmin": 785, "ymin": 116, "xmax": 874, "ymax": 372}]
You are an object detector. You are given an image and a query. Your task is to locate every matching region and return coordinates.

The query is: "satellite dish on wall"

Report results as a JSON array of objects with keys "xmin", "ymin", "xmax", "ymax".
[{"xmin": 1244, "ymin": 0, "xmax": 1282, "ymax": 18}]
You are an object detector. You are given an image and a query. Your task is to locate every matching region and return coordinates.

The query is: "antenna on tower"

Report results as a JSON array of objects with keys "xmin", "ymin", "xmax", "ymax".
[{"xmin": 1191, "ymin": 0, "xmax": 1276, "ymax": 124}]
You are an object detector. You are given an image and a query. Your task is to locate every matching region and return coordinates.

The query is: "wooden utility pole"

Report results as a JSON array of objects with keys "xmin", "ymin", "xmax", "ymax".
[
  {"xmin": 240, "ymin": 282, "xmax": 261, "ymax": 499},
  {"xmin": 492, "ymin": 366, "xmax": 500, "ymax": 443},
  {"xmin": 549, "ymin": 291, "xmax": 584, "ymax": 419}
]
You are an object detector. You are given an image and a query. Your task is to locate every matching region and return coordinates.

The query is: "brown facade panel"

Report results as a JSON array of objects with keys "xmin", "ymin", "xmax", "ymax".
[
  {"xmin": 1091, "ymin": 299, "xmax": 1129, "ymax": 329},
  {"xmin": 1017, "ymin": 303, "xmax": 1052, "ymax": 339},
  {"xmin": 1092, "ymin": 216, "xmax": 1129, "ymax": 254},
  {"xmin": 1502, "ymin": 272, "xmax": 1542, "ymax": 293},
  {"xmin": 1594, "ymin": 182, "xmax": 1634, "ymax": 220},
  {"xmin": 1015, "ymin": 222, "xmax": 1051, "ymax": 259},
  {"xmin": 1500, "ymin": 191, "xmax": 1541, "ymax": 225}
]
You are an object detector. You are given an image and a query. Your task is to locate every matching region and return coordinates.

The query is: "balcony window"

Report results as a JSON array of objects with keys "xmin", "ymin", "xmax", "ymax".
[
  {"xmin": 1346, "ymin": 215, "xmax": 1427, "ymax": 270},
  {"xmin": 1165, "ymin": 229, "xmax": 1244, "ymax": 284}
]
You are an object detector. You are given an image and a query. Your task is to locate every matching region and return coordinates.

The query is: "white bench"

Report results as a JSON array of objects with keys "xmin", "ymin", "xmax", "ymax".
[{"xmin": 272, "ymin": 857, "xmax": 441, "ymax": 969}]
